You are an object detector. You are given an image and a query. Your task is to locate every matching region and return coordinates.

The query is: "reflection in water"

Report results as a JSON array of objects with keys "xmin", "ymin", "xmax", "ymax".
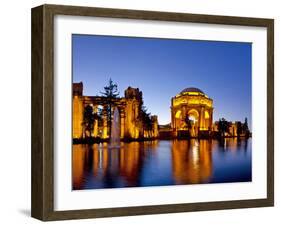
[
  {"xmin": 171, "ymin": 140, "xmax": 212, "ymax": 184},
  {"xmin": 72, "ymin": 138, "xmax": 252, "ymax": 190}
]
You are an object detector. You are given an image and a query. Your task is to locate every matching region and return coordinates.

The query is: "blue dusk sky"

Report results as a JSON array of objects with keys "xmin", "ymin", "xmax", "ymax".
[{"xmin": 72, "ymin": 34, "xmax": 252, "ymax": 128}]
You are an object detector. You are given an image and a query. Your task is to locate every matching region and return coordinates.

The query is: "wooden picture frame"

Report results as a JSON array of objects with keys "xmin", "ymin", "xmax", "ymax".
[{"xmin": 31, "ymin": 4, "xmax": 274, "ymax": 221}]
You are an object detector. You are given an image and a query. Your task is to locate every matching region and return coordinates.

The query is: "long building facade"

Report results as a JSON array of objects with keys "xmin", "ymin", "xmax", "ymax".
[{"xmin": 73, "ymin": 82, "xmax": 159, "ymax": 140}]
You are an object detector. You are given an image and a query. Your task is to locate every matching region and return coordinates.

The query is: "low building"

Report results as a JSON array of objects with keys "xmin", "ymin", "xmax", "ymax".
[{"xmin": 213, "ymin": 121, "xmax": 250, "ymax": 137}]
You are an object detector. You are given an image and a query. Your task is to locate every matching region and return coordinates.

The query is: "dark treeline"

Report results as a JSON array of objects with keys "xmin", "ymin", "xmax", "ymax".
[{"xmin": 217, "ymin": 117, "xmax": 250, "ymax": 138}]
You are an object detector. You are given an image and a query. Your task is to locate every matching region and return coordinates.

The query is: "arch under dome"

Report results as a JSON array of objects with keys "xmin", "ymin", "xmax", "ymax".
[{"xmin": 180, "ymin": 87, "xmax": 205, "ymax": 95}]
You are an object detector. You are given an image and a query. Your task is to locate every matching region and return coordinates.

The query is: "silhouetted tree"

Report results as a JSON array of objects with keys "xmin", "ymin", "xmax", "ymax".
[
  {"xmin": 243, "ymin": 117, "xmax": 250, "ymax": 138},
  {"xmin": 82, "ymin": 105, "xmax": 100, "ymax": 138},
  {"xmin": 236, "ymin": 121, "xmax": 243, "ymax": 138},
  {"xmin": 140, "ymin": 106, "xmax": 153, "ymax": 137},
  {"xmin": 82, "ymin": 105, "xmax": 94, "ymax": 138},
  {"xmin": 100, "ymin": 78, "xmax": 119, "ymax": 137},
  {"xmin": 218, "ymin": 118, "xmax": 230, "ymax": 137}
]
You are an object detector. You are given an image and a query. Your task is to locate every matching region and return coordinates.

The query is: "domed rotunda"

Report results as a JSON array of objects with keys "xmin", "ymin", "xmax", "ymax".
[{"xmin": 171, "ymin": 87, "xmax": 213, "ymax": 137}]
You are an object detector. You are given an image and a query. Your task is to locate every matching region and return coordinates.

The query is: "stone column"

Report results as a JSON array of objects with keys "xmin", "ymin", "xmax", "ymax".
[
  {"xmin": 171, "ymin": 108, "xmax": 174, "ymax": 129},
  {"xmin": 171, "ymin": 108, "xmax": 176, "ymax": 138},
  {"xmin": 171, "ymin": 98, "xmax": 174, "ymax": 136},
  {"xmin": 93, "ymin": 105, "xmax": 98, "ymax": 138},
  {"xmin": 182, "ymin": 105, "xmax": 187, "ymax": 120},
  {"xmin": 120, "ymin": 110, "xmax": 125, "ymax": 139},
  {"xmin": 102, "ymin": 108, "xmax": 108, "ymax": 139},
  {"xmin": 200, "ymin": 107, "xmax": 205, "ymax": 129},
  {"xmin": 125, "ymin": 100, "xmax": 133, "ymax": 139},
  {"xmin": 174, "ymin": 108, "xmax": 178, "ymax": 137},
  {"xmin": 198, "ymin": 108, "xmax": 202, "ymax": 131},
  {"xmin": 134, "ymin": 103, "xmax": 139, "ymax": 139},
  {"xmin": 209, "ymin": 110, "xmax": 213, "ymax": 131},
  {"xmin": 152, "ymin": 115, "xmax": 159, "ymax": 138},
  {"xmin": 73, "ymin": 96, "xmax": 84, "ymax": 139}
]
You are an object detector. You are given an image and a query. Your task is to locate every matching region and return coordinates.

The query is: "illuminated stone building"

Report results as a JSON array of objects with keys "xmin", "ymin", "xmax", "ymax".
[
  {"xmin": 73, "ymin": 82, "xmax": 159, "ymax": 140},
  {"xmin": 213, "ymin": 121, "xmax": 249, "ymax": 137},
  {"xmin": 171, "ymin": 87, "xmax": 213, "ymax": 137}
]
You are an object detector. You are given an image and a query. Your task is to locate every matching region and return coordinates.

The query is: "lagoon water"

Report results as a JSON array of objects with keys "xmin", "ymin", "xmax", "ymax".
[{"xmin": 72, "ymin": 138, "xmax": 251, "ymax": 190}]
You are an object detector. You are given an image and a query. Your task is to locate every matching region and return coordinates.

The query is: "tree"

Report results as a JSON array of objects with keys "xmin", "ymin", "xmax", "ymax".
[
  {"xmin": 139, "ymin": 106, "xmax": 153, "ymax": 137},
  {"xmin": 243, "ymin": 117, "xmax": 250, "ymax": 137},
  {"xmin": 82, "ymin": 105, "xmax": 94, "ymax": 138},
  {"xmin": 236, "ymin": 121, "xmax": 243, "ymax": 138},
  {"xmin": 218, "ymin": 118, "xmax": 230, "ymax": 137},
  {"xmin": 82, "ymin": 105, "xmax": 101, "ymax": 138},
  {"xmin": 100, "ymin": 78, "xmax": 119, "ymax": 138}
]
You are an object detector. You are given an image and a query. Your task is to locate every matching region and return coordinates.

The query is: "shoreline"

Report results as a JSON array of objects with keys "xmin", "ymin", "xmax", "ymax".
[{"xmin": 73, "ymin": 136, "xmax": 251, "ymax": 144}]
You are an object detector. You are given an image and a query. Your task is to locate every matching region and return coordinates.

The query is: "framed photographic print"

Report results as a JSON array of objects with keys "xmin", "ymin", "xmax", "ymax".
[{"xmin": 31, "ymin": 4, "xmax": 274, "ymax": 221}]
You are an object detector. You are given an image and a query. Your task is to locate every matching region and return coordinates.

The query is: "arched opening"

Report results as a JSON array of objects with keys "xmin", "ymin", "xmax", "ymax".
[
  {"xmin": 187, "ymin": 109, "xmax": 200, "ymax": 137},
  {"xmin": 188, "ymin": 109, "xmax": 199, "ymax": 124}
]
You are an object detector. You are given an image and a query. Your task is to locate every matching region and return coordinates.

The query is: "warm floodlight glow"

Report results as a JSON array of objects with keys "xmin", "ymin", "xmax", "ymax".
[
  {"xmin": 171, "ymin": 87, "xmax": 213, "ymax": 137},
  {"xmin": 175, "ymin": 110, "xmax": 182, "ymax": 119},
  {"xmin": 205, "ymin": 110, "xmax": 210, "ymax": 119}
]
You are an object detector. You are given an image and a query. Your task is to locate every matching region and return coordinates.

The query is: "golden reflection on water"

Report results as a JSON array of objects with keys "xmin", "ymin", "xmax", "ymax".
[
  {"xmin": 72, "ymin": 138, "xmax": 249, "ymax": 189},
  {"xmin": 171, "ymin": 140, "xmax": 212, "ymax": 184},
  {"xmin": 72, "ymin": 141, "xmax": 160, "ymax": 189},
  {"xmin": 72, "ymin": 144, "xmax": 85, "ymax": 189},
  {"xmin": 119, "ymin": 142, "xmax": 141, "ymax": 185}
]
